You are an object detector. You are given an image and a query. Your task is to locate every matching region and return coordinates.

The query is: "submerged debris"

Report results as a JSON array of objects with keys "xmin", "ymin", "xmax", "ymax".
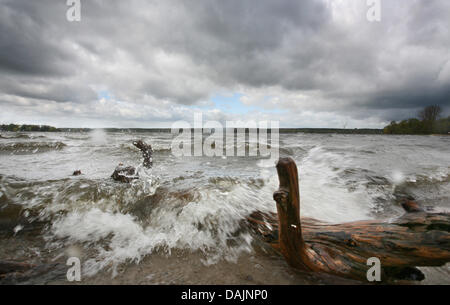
[
  {"xmin": 111, "ymin": 164, "xmax": 138, "ymax": 183},
  {"xmin": 111, "ymin": 140, "xmax": 153, "ymax": 183}
]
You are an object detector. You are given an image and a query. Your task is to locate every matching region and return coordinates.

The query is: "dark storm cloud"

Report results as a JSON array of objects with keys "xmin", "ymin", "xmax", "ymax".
[
  {"xmin": 0, "ymin": 1, "xmax": 75, "ymax": 76},
  {"xmin": 0, "ymin": 0, "xmax": 449, "ymax": 127},
  {"xmin": 0, "ymin": 76, "xmax": 97, "ymax": 104}
]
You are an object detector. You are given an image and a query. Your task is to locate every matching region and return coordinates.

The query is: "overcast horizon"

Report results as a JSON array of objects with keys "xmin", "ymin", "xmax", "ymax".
[{"xmin": 1, "ymin": 0, "xmax": 449, "ymax": 129}]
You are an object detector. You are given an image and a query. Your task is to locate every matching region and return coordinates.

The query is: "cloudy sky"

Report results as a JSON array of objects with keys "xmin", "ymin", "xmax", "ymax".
[{"xmin": 0, "ymin": 0, "xmax": 449, "ymax": 128}]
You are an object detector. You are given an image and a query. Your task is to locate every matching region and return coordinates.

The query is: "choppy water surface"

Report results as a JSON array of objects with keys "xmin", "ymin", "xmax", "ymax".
[{"xmin": 0, "ymin": 130, "xmax": 449, "ymax": 284}]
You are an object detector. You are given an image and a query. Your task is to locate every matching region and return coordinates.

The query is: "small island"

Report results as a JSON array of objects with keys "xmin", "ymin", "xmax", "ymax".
[{"xmin": 383, "ymin": 105, "xmax": 449, "ymax": 135}]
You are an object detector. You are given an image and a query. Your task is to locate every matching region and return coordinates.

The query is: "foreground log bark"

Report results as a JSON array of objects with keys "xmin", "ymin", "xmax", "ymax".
[{"xmin": 247, "ymin": 157, "xmax": 450, "ymax": 281}]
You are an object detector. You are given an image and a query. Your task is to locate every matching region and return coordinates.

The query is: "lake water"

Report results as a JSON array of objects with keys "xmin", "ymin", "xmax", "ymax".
[{"xmin": 0, "ymin": 131, "xmax": 449, "ymax": 284}]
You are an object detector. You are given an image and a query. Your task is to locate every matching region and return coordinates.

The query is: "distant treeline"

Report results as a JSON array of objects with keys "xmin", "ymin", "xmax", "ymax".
[
  {"xmin": 383, "ymin": 105, "xmax": 449, "ymax": 135},
  {"xmin": 0, "ymin": 124, "xmax": 60, "ymax": 132},
  {"xmin": 1, "ymin": 125, "xmax": 384, "ymax": 134},
  {"xmin": 278, "ymin": 128, "xmax": 382, "ymax": 134},
  {"xmin": 61, "ymin": 128, "xmax": 383, "ymax": 134}
]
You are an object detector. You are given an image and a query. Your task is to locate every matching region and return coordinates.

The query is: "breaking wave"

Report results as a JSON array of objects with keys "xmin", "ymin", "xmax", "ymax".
[{"xmin": 0, "ymin": 142, "xmax": 67, "ymax": 154}]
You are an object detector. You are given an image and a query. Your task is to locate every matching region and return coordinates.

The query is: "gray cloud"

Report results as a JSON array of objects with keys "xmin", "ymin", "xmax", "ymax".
[{"xmin": 0, "ymin": 0, "xmax": 449, "ymax": 127}]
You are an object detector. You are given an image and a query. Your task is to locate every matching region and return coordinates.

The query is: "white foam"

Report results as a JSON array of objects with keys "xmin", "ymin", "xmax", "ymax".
[
  {"xmin": 391, "ymin": 170, "xmax": 405, "ymax": 185},
  {"xmin": 298, "ymin": 146, "xmax": 371, "ymax": 223},
  {"xmin": 90, "ymin": 129, "xmax": 108, "ymax": 145},
  {"xmin": 49, "ymin": 180, "xmax": 269, "ymax": 277}
]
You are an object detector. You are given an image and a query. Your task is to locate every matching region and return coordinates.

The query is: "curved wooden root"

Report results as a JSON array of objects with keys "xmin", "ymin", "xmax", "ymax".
[
  {"xmin": 247, "ymin": 157, "xmax": 450, "ymax": 281},
  {"xmin": 133, "ymin": 140, "xmax": 153, "ymax": 168}
]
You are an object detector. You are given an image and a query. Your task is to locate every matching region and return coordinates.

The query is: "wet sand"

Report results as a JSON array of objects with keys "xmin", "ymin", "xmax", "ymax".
[
  {"xmin": 0, "ymin": 225, "xmax": 358, "ymax": 285},
  {"xmin": 73, "ymin": 246, "xmax": 360, "ymax": 285}
]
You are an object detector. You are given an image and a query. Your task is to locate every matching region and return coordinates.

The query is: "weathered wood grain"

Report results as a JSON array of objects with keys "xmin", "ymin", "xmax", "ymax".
[{"xmin": 247, "ymin": 157, "xmax": 450, "ymax": 281}]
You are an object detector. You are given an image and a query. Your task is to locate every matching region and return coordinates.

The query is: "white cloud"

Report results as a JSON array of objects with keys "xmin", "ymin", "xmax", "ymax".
[{"xmin": 0, "ymin": 0, "xmax": 449, "ymax": 127}]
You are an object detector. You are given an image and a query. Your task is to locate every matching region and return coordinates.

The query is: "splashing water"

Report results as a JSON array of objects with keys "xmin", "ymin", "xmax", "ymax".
[{"xmin": 0, "ymin": 131, "xmax": 449, "ymax": 282}]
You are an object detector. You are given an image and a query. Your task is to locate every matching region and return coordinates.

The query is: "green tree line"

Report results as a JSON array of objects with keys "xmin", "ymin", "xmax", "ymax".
[
  {"xmin": 0, "ymin": 124, "xmax": 60, "ymax": 132},
  {"xmin": 384, "ymin": 105, "xmax": 449, "ymax": 135}
]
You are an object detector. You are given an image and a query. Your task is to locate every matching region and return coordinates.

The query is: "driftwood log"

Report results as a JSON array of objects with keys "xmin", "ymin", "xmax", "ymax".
[
  {"xmin": 247, "ymin": 157, "xmax": 450, "ymax": 282},
  {"xmin": 111, "ymin": 140, "xmax": 153, "ymax": 182}
]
